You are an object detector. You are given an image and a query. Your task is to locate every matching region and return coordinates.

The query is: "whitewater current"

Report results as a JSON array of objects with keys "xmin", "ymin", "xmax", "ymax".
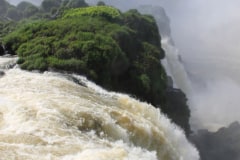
[
  {"xmin": 0, "ymin": 57, "xmax": 199, "ymax": 160},
  {"xmin": 161, "ymin": 38, "xmax": 193, "ymax": 96}
]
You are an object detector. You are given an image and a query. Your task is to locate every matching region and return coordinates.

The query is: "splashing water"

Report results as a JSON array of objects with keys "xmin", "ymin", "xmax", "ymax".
[
  {"xmin": 0, "ymin": 57, "xmax": 199, "ymax": 160},
  {"xmin": 161, "ymin": 38, "xmax": 193, "ymax": 96}
]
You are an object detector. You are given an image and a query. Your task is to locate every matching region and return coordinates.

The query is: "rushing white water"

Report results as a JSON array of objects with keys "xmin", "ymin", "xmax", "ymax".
[
  {"xmin": 161, "ymin": 38, "xmax": 193, "ymax": 96},
  {"xmin": 161, "ymin": 38, "xmax": 202, "ymax": 131},
  {"xmin": 0, "ymin": 57, "xmax": 199, "ymax": 160},
  {"xmin": 0, "ymin": 55, "xmax": 18, "ymax": 70},
  {"xmin": 161, "ymin": 36, "xmax": 240, "ymax": 132}
]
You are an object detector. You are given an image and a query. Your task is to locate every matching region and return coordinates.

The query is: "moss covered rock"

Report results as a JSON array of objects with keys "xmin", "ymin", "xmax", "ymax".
[
  {"xmin": 1, "ymin": 6, "xmax": 187, "ymax": 133},
  {"xmin": 3, "ymin": 6, "xmax": 167, "ymax": 107}
]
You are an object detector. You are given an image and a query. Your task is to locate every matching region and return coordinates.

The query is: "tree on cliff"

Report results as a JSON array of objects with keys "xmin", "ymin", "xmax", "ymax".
[
  {"xmin": 3, "ymin": 5, "xmax": 166, "ymax": 108},
  {"xmin": 2, "ymin": 5, "xmax": 191, "ymax": 135}
]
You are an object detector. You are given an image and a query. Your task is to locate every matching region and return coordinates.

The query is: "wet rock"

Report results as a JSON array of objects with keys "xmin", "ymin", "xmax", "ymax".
[
  {"xmin": 190, "ymin": 121, "xmax": 240, "ymax": 160},
  {"xmin": 0, "ymin": 70, "xmax": 5, "ymax": 77},
  {"xmin": 0, "ymin": 45, "xmax": 4, "ymax": 56},
  {"xmin": 164, "ymin": 87, "xmax": 191, "ymax": 136}
]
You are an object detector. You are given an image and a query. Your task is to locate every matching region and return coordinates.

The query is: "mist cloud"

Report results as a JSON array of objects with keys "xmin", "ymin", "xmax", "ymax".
[
  {"xmin": 125, "ymin": 0, "xmax": 240, "ymax": 131},
  {"xmin": 165, "ymin": 0, "xmax": 240, "ymax": 71},
  {"xmin": 161, "ymin": 0, "xmax": 240, "ymax": 131}
]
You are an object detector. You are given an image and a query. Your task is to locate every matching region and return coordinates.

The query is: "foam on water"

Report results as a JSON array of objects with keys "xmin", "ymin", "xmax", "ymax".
[{"xmin": 0, "ymin": 57, "xmax": 199, "ymax": 160}]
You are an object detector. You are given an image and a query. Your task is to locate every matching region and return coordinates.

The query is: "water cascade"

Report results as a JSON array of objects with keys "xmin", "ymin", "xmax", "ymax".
[
  {"xmin": 161, "ymin": 38, "xmax": 193, "ymax": 97},
  {"xmin": 0, "ymin": 57, "xmax": 199, "ymax": 159}
]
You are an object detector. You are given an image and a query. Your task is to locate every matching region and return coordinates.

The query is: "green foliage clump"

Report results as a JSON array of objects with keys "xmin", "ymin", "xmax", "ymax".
[
  {"xmin": 3, "ymin": 6, "xmax": 167, "ymax": 107},
  {"xmin": 0, "ymin": 21, "xmax": 17, "ymax": 38},
  {"xmin": 123, "ymin": 9, "xmax": 161, "ymax": 48},
  {"xmin": 62, "ymin": 6, "xmax": 121, "ymax": 21},
  {"xmin": 0, "ymin": 2, "xmax": 192, "ymax": 135},
  {"xmin": 0, "ymin": 0, "xmax": 90, "ymax": 22}
]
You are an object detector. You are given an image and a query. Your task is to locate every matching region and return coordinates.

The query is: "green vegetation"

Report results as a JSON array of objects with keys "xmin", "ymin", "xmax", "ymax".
[
  {"xmin": 0, "ymin": 21, "xmax": 17, "ymax": 38},
  {"xmin": 62, "ymin": 6, "xmax": 121, "ymax": 20},
  {"xmin": 0, "ymin": 1, "xmax": 192, "ymax": 135},
  {"xmin": 0, "ymin": 0, "xmax": 89, "ymax": 22},
  {"xmin": 137, "ymin": 5, "xmax": 191, "ymax": 135},
  {"xmin": 3, "ymin": 6, "xmax": 167, "ymax": 107}
]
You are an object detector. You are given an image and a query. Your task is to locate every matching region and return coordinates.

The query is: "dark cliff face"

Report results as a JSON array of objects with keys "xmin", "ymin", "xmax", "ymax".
[
  {"xmin": 2, "ymin": 5, "xmax": 168, "ymax": 111},
  {"xmin": 190, "ymin": 121, "xmax": 240, "ymax": 160},
  {"xmin": 0, "ymin": 45, "xmax": 4, "ymax": 56},
  {"xmin": 84, "ymin": 2, "xmax": 191, "ymax": 135},
  {"xmin": 138, "ymin": 5, "xmax": 171, "ymax": 39},
  {"xmin": 164, "ymin": 86, "xmax": 191, "ymax": 135},
  {"xmin": 137, "ymin": 5, "xmax": 191, "ymax": 135},
  {"xmin": 0, "ymin": 1, "xmax": 191, "ymax": 136}
]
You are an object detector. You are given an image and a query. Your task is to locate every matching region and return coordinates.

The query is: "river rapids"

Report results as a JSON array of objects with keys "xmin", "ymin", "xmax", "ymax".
[{"xmin": 0, "ymin": 57, "xmax": 199, "ymax": 160}]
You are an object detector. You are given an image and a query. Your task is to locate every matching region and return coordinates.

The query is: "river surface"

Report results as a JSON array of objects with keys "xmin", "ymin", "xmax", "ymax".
[{"xmin": 0, "ymin": 57, "xmax": 199, "ymax": 160}]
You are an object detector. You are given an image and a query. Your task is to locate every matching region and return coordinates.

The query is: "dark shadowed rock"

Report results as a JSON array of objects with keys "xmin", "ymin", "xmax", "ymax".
[
  {"xmin": 138, "ymin": 5, "xmax": 174, "ymax": 45},
  {"xmin": 138, "ymin": 5, "xmax": 171, "ymax": 38},
  {"xmin": 4, "ymin": 42, "xmax": 16, "ymax": 55},
  {"xmin": 190, "ymin": 121, "xmax": 240, "ymax": 160},
  {"xmin": 0, "ymin": 44, "xmax": 4, "ymax": 56},
  {"xmin": 164, "ymin": 86, "xmax": 191, "ymax": 136},
  {"xmin": 0, "ymin": 70, "xmax": 5, "ymax": 77}
]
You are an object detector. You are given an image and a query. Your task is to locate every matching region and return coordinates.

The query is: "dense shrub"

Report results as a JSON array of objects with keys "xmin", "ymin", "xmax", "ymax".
[
  {"xmin": 0, "ymin": 4, "xmax": 192, "ymax": 135},
  {"xmin": 3, "ymin": 5, "xmax": 167, "ymax": 107},
  {"xmin": 62, "ymin": 6, "xmax": 121, "ymax": 21},
  {"xmin": 0, "ymin": 21, "xmax": 17, "ymax": 38}
]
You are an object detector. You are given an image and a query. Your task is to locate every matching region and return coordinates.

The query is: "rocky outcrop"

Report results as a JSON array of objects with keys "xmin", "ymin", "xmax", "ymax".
[
  {"xmin": 190, "ymin": 121, "xmax": 240, "ymax": 160},
  {"xmin": 138, "ymin": 5, "xmax": 191, "ymax": 135},
  {"xmin": 164, "ymin": 88, "xmax": 191, "ymax": 135},
  {"xmin": 4, "ymin": 42, "xmax": 15, "ymax": 55},
  {"xmin": 0, "ymin": 44, "xmax": 4, "ymax": 55},
  {"xmin": 1, "ymin": 1, "xmax": 192, "ymax": 137},
  {"xmin": 138, "ymin": 5, "xmax": 171, "ymax": 39},
  {"xmin": 0, "ymin": 43, "xmax": 15, "ymax": 55},
  {"xmin": 161, "ymin": 76, "xmax": 191, "ymax": 135},
  {"xmin": 0, "ymin": 70, "xmax": 5, "ymax": 77}
]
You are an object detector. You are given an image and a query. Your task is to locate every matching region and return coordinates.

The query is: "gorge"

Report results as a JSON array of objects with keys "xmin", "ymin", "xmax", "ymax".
[
  {"xmin": 0, "ymin": 0, "xmax": 199, "ymax": 159},
  {"xmin": 1, "ymin": 0, "xmax": 240, "ymax": 159},
  {"xmin": 0, "ymin": 57, "xmax": 199, "ymax": 159}
]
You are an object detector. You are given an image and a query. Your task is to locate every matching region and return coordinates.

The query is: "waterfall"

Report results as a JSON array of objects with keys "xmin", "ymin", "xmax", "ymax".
[
  {"xmin": 161, "ymin": 37, "xmax": 204, "ymax": 131},
  {"xmin": 161, "ymin": 37, "xmax": 193, "ymax": 96},
  {"xmin": 0, "ymin": 57, "xmax": 199, "ymax": 160},
  {"xmin": 161, "ymin": 37, "xmax": 240, "ymax": 131}
]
